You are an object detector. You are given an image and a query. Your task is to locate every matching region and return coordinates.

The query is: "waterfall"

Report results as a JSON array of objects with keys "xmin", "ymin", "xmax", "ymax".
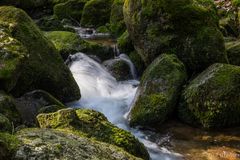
[{"xmin": 67, "ymin": 52, "xmax": 183, "ymax": 160}]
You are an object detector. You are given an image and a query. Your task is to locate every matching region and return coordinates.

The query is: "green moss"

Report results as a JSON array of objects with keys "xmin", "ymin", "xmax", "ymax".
[
  {"xmin": 0, "ymin": 132, "xmax": 20, "ymax": 159},
  {"xmin": 0, "ymin": 91, "xmax": 21, "ymax": 126},
  {"xmin": 37, "ymin": 108, "xmax": 149, "ymax": 160},
  {"xmin": 117, "ymin": 30, "xmax": 134, "ymax": 54},
  {"xmin": 53, "ymin": 0, "xmax": 89, "ymax": 21},
  {"xmin": 130, "ymin": 54, "xmax": 187, "ymax": 127},
  {"xmin": 0, "ymin": 114, "xmax": 11, "ymax": 132},
  {"xmin": 109, "ymin": 0, "xmax": 126, "ymax": 37},
  {"xmin": 0, "ymin": 6, "xmax": 80, "ymax": 102},
  {"xmin": 96, "ymin": 25, "xmax": 110, "ymax": 33},
  {"xmin": 45, "ymin": 31, "xmax": 114, "ymax": 60},
  {"xmin": 124, "ymin": 0, "xmax": 227, "ymax": 73},
  {"xmin": 81, "ymin": 0, "xmax": 114, "ymax": 28},
  {"xmin": 179, "ymin": 63, "xmax": 240, "ymax": 128}
]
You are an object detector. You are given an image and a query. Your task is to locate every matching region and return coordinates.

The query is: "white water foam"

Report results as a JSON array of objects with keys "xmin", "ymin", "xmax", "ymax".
[{"xmin": 68, "ymin": 53, "xmax": 183, "ymax": 160}]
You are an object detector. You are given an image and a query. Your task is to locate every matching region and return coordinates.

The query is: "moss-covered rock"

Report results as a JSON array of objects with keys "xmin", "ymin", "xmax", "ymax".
[
  {"xmin": 0, "ymin": 132, "xmax": 20, "ymax": 159},
  {"xmin": 15, "ymin": 90, "xmax": 65, "ymax": 126},
  {"xmin": 117, "ymin": 30, "xmax": 134, "ymax": 54},
  {"xmin": 37, "ymin": 108, "xmax": 149, "ymax": 159},
  {"xmin": 225, "ymin": 39, "xmax": 240, "ymax": 66},
  {"xmin": 0, "ymin": 114, "xmax": 11, "ymax": 132},
  {"xmin": 35, "ymin": 15, "xmax": 73, "ymax": 31},
  {"xmin": 45, "ymin": 31, "xmax": 114, "ymax": 60},
  {"xmin": 0, "ymin": 6, "xmax": 80, "ymax": 102},
  {"xmin": 0, "ymin": 0, "xmax": 49, "ymax": 9},
  {"xmin": 124, "ymin": 0, "xmax": 227, "ymax": 73},
  {"xmin": 178, "ymin": 63, "xmax": 240, "ymax": 128},
  {"xmin": 81, "ymin": 0, "xmax": 114, "ymax": 28},
  {"xmin": 109, "ymin": 0, "xmax": 126, "ymax": 37},
  {"xmin": 0, "ymin": 91, "xmax": 21, "ymax": 126},
  {"xmin": 53, "ymin": 0, "xmax": 89, "ymax": 21},
  {"xmin": 15, "ymin": 128, "xmax": 142, "ymax": 160},
  {"xmin": 130, "ymin": 54, "xmax": 187, "ymax": 127},
  {"xmin": 0, "ymin": 25, "xmax": 27, "ymax": 92},
  {"xmin": 103, "ymin": 58, "xmax": 133, "ymax": 81}
]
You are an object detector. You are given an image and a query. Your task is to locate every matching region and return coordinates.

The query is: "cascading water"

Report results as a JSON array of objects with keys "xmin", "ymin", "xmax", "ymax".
[{"xmin": 67, "ymin": 52, "xmax": 183, "ymax": 160}]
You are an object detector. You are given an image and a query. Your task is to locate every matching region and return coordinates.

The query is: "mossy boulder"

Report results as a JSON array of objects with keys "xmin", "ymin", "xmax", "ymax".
[
  {"xmin": 15, "ymin": 90, "xmax": 65, "ymax": 126},
  {"xmin": 117, "ymin": 30, "xmax": 134, "ymax": 54},
  {"xmin": 37, "ymin": 108, "xmax": 149, "ymax": 159},
  {"xmin": 130, "ymin": 54, "xmax": 187, "ymax": 127},
  {"xmin": 124, "ymin": 0, "xmax": 227, "ymax": 73},
  {"xmin": 0, "ymin": 25, "xmax": 27, "ymax": 91},
  {"xmin": 103, "ymin": 58, "xmax": 133, "ymax": 81},
  {"xmin": 225, "ymin": 39, "xmax": 240, "ymax": 66},
  {"xmin": 0, "ymin": 91, "xmax": 21, "ymax": 126},
  {"xmin": 0, "ymin": 6, "xmax": 80, "ymax": 102},
  {"xmin": 15, "ymin": 128, "xmax": 142, "ymax": 160},
  {"xmin": 109, "ymin": 0, "xmax": 126, "ymax": 37},
  {"xmin": 45, "ymin": 31, "xmax": 114, "ymax": 60},
  {"xmin": 53, "ymin": 0, "xmax": 89, "ymax": 21},
  {"xmin": 0, "ymin": 132, "xmax": 20, "ymax": 159},
  {"xmin": 81, "ymin": 0, "xmax": 114, "ymax": 28},
  {"xmin": 178, "ymin": 63, "xmax": 240, "ymax": 128}
]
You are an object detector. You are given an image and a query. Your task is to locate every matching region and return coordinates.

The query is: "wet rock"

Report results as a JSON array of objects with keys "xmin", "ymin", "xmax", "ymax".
[
  {"xmin": 0, "ymin": 114, "xmax": 11, "ymax": 132},
  {"xmin": 225, "ymin": 39, "xmax": 240, "ymax": 66}
]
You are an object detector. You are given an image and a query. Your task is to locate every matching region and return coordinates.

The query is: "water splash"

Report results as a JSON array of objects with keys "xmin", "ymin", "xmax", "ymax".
[{"xmin": 67, "ymin": 53, "xmax": 183, "ymax": 160}]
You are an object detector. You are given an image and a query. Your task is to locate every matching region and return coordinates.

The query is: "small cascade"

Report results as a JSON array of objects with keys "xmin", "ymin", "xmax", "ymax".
[
  {"xmin": 67, "ymin": 52, "xmax": 183, "ymax": 160},
  {"xmin": 118, "ymin": 54, "xmax": 138, "ymax": 79}
]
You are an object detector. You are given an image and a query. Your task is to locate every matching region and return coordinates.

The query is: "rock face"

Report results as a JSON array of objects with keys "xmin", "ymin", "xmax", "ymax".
[
  {"xmin": 123, "ymin": 0, "xmax": 227, "ymax": 73},
  {"xmin": 117, "ymin": 30, "xmax": 134, "ymax": 54},
  {"xmin": 225, "ymin": 39, "xmax": 240, "ymax": 66},
  {"xmin": 0, "ymin": 6, "xmax": 80, "ymax": 102},
  {"xmin": 130, "ymin": 54, "xmax": 187, "ymax": 127},
  {"xmin": 81, "ymin": 0, "xmax": 113, "ymax": 28},
  {"xmin": 37, "ymin": 108, "xmax": 149, "ymax": 159},
  {"xmin": 45, "ymin": 31, "xmax": 114, "ymax": 60},
  {"xmin": 15, "ymin": 128, "xmax": 142, "ymax": 160},
  {"xmin": 179, "ymin": 63, "xmax": 240, "ymax": 128}
]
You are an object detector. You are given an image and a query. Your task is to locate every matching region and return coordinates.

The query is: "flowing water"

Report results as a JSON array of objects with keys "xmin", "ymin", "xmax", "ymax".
[{"xmin": 67, "ymin": 53, "xmax": 183, "ymax": 160}]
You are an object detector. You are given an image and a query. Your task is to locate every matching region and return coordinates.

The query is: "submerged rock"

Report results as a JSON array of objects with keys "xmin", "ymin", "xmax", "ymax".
[
  {"xmin": 45, "ymin": 31, "xmax": 114, "ymax": 60},
  {"xmin": 130, "ymin": 54, "xmax": 187, "ymax": 127},
  {"xmin": 179, "ymin": 63, "xmax": 240, "ymax": 128},
  {"xmin": 15, "ymin": 128, "xmax": 143, "ymax": 160},
  {"xmin": 103, "ymin": 58, "xmax": 133, "ymax": 81},
  {"xmin": 37, "ymin": 108, "xmax": 149, "ymax": 159},
  {"xmin": 0, "ymin": 6, "xmax": 80, "ymax": 102},
  {"xmin": 124, "ymin": 0, "xmax": 227, "ymax": 73},
  {"xmin": 81, "ymin": 0, "xmax": 114, "ymax": 28}
]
